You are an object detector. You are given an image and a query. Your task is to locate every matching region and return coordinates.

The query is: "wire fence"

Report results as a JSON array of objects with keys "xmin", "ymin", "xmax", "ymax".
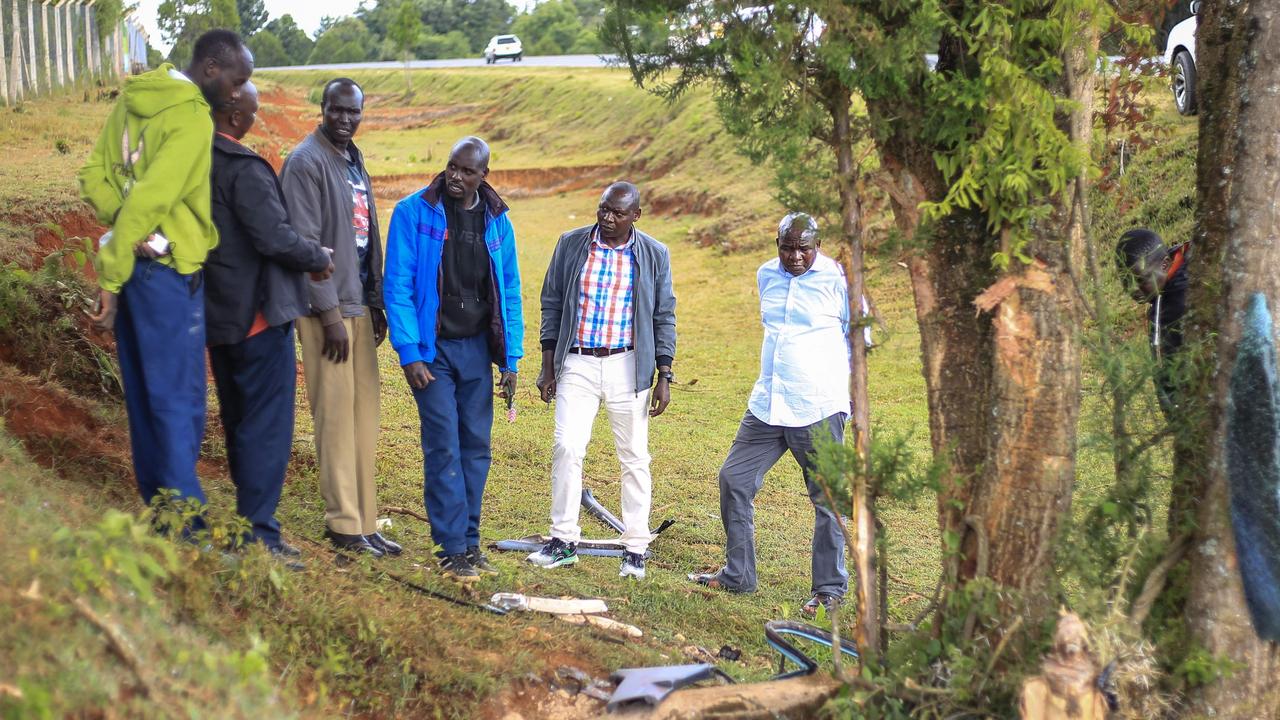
[{"xmin": 1, "ymin": 0, "xmax": 150, "ymax": 105}]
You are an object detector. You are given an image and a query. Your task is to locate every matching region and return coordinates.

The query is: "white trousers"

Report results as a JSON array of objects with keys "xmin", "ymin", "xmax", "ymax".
[{"xmin": 550, "ymin": 350, "xmax": 653, "ymax": 553}]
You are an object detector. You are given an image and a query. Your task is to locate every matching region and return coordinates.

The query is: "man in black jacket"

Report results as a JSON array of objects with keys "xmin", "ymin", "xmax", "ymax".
[{"xmin": 206, "ymin": 81, "xmax": 334, "ymax": 560}]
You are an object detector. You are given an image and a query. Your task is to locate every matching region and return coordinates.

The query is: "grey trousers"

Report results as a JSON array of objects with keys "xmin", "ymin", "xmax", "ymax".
[{"xmin": 717, "ymin": 410, "xmax": 849, "ymax": 597}]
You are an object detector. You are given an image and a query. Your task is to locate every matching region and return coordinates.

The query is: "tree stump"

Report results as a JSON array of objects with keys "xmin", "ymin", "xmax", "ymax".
[{"xmin": 1020, "ymin": 612, "xmax": 1108, "ymax": 719}]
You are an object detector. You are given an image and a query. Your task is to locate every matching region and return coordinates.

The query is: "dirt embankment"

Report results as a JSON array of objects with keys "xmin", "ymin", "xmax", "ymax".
[{"xmin": 374, "ymin": 163, "xmax": 625, "ymax": 202}]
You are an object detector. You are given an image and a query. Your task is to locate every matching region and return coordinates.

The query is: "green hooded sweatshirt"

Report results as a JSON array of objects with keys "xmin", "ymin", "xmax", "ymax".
[{"xmin": 78, "ymin": 63, "xmax": 217, "ymax": 293}]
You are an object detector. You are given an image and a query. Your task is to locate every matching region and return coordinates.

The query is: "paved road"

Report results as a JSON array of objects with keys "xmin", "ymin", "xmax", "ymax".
[{"xmin": 259, "ymin": 54, "xmax": 620, "ymax": 73}]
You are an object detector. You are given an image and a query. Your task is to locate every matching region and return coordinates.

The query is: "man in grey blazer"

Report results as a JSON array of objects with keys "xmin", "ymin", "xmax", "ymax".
[{"xmin": 530, "ymin": 182, "xmax": 677, "ymax": 580}]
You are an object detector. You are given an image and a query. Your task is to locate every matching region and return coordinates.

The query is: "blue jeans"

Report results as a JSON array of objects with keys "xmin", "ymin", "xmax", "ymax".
[
  {"xmin": 412, "ymin": 333, "xmax": 494, "ymax": 556},
  {"xmin": 209, "ymin": 323, "xmax": 296, "ymax": 548},
  {"xmin": 115, "ymin": 259, "xmax": 208, "ymax": 512}
]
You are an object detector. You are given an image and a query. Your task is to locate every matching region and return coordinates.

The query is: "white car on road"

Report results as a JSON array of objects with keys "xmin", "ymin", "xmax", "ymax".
[
  {"xmin": 1163, "ymin": 2, "xmax": 1199, "ymax": 115},
  {"xmin": 484, "ymin": 35, "xmax": 523, "ymax": 64}
]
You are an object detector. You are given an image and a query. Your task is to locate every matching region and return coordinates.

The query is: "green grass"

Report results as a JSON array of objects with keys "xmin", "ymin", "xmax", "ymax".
[
  {"xmin": 259, "ymin": 67, "xmax": 783, "ymax": 249},
  {"xmin": 0, "ymin": 68, "xmax": 1206, "ymax": 718}
]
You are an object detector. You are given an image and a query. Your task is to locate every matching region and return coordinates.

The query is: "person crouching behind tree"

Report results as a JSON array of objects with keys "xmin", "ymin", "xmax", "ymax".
[
  {"xmin": 689, "ymin": 212, "xmax": 850, "ymax": 619},
  {"xmin": 205, "ymin": 81, "xmax": 335, "ymax": 567},
  {"xmin": 281, "ymin": 78, "xmax": 397, "ymax": 558},
  {"xmin": 529, "ymin": 181, "xmax": 677, "ymax": 580},
  {"xmin": 383, "ymin": 136, "xmax": 522, "ymax": 581},
  {"xmin": 1116, "ymin": 227, "xmax": 1190, "ymax": 415}
]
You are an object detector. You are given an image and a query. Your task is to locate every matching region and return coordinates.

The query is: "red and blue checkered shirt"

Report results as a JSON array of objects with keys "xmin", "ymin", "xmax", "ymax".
[{"xmin": 575, "ymin": 229, "xmax": 635, "ymax": 349}]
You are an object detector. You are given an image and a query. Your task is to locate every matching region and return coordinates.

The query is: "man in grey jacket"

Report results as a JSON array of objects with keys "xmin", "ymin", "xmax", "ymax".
[
  {"xmin": 530, "ymin": 181, "xmax": 676, "ymax": 580},
  {"xmin": 280, "ymin": 77, "xmax": 398, "ymax": 558}
]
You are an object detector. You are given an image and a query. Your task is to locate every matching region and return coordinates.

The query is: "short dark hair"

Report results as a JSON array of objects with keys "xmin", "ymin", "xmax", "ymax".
[
  {"xmin": 1116, "ymin": 227, "xmax": 1165, "ymax": 272},
  {"xmin": 322, "ymin": 78, "xmax": 363, "ymax": 107},
  {"xmin": 191, "ymin": 29, "xmax": 245, "ymax": 68}
]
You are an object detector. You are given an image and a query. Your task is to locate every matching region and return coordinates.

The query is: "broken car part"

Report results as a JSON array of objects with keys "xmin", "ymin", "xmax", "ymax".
[
  {"xmin": 765, "ymin": 620, "xmax": 859, "ymax": 679},
  {"xmin": 607, "ymin": 663, "xmax": 734, "ymax": 712}
]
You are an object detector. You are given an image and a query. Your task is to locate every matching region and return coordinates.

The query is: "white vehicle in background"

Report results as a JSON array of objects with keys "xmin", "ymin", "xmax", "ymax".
[
  {"xmin": 1163, "ymin": 1, "xmax": 1199, "ymax": 116},
  {"xmin": 484, "ymin": 35, "xmax": 523, "ymax": 64}
]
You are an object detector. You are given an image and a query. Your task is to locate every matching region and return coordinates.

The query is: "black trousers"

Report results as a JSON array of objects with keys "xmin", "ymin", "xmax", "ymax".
[{"xmin": 209, "ymin": 323, "xmax": 297, "ymax": 548}]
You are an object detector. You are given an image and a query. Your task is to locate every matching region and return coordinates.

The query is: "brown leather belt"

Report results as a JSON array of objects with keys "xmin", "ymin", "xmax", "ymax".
[{"xmin": 569, "ymin": 346, "xmax": 633, "ymax": 357}]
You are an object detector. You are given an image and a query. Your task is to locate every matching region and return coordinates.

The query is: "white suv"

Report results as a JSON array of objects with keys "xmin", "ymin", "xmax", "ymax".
[
  {"xmin": 1163, "ymin": 1, "xmax": 1199, "ymax": 116},
  {"xmin": 484, "ymin": 35, "xmax": 523, "ymax": 64}
]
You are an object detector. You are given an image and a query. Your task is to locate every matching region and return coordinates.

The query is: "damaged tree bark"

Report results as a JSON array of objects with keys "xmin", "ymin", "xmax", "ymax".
[{"xmin": 1183, "ymin": 0, "xmax": 1280, "ymax": 714}]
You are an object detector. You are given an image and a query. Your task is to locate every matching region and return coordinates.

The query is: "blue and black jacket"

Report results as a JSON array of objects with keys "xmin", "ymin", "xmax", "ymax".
[{"xmin": 383, "ymin": 174, "xmax": 522, "ymax": 372}]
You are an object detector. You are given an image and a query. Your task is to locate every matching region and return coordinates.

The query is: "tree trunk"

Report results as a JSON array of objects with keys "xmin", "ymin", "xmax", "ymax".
[
  {"xmin": 52, "ymin": 0, "xmax": 61, "ymax": 87},
  {"xmin": 1184, "ymin": 0, "xmax": 1280, "ymax": 714},
  {"xmin": 63, "ymin": 0, "xmax": 72, "ymax": 83},
  {"xmin": 830, "ymin": 87, "xmax": 879, "ymax": 664},
  {"xmin": 863, "ymin": 24, "xmax": 1094, "ymax": 622}
]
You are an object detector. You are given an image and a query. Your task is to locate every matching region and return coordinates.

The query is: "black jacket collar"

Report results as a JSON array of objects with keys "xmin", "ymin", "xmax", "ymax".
[
  {"xmin": 421, "ymin": 172, "xmax": 509, "ymax": 217},
  {"xmin": 213, "ymin": 133, "xmax": 265, "ymax": 160}
]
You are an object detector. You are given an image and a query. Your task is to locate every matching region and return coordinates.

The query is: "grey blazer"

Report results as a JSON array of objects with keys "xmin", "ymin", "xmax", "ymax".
[
  {"xmin": 280, "ymin": 128, "xmax": 384, "ymax": 325},
  {"xmin": 539, "ymin": 225, "xmax": 676, "ymax": 393}
]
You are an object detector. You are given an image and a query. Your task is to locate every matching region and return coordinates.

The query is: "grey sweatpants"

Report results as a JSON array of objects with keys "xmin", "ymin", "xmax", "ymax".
[{"xmin": 716, "ymin": 410, "xmax": 849, "ymax": 597}]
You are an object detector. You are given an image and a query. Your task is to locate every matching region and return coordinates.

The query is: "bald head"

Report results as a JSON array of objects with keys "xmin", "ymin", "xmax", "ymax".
[
  {"xmin": 214, "ymin": 80, "xmax": 259, "ymax": 140},
  {"xmin": 444, "ymin": 136, "xmax": 491, "ymax": 202},
  {"xmin": 451, "ymin": 136, "xmax": 491, "ymax": 169},
  {"xmin": 602, "ymin": 181, "xmax": 641, "ymax": 212}
]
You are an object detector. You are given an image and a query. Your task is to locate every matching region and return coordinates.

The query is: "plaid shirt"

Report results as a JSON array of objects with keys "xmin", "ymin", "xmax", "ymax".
[{"xmin": 574, "ymin": 229, "xmax": 634, "ymax": 348}]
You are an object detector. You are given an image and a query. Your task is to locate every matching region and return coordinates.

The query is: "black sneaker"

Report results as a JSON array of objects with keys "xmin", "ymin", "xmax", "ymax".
[
  {"xmin": 801, "ymin": 592, "xmax": 841, "ymax": 618},
  {"xmin": 467, "ymin": 547, "xmax": 498, "ymax": 575},
  {"xmin": 440, "ymin": 552, "xmax": 480, "ymax": 581},
  {"xmin": 619, "ymin": 551, "xmax": 646, "ymax": 579},
  {"xmin": 525, "ymin": 537, "xmax": 579, "ymax": 568}
]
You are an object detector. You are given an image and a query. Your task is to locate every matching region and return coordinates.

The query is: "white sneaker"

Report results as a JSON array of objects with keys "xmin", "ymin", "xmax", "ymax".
[
  {"xmin": 619, "ymin": 551, "xmax": 646, "ymax": 579},
  {"xmin": 525, "ymin": 537, "xmax": 579, "ymax": 568}
]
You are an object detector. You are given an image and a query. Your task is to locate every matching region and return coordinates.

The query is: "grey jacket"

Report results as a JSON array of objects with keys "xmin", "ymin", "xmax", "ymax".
[
  {"xmin": 540, "ymin": 225, "xmax": 676, "ymax": 393},
  {"xmin": 280, "ymin": 128, "xmax": 383, "ymax": 325}
]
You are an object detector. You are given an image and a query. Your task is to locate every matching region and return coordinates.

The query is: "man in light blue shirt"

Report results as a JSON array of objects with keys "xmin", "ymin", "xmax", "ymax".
[{"xmin": 690, "ymin": 212, "xmax": 851, "ymax": 617}]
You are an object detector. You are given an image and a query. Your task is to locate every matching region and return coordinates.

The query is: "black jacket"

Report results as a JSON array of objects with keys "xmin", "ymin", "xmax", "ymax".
[{"xmin": 206, "ymin": 134, "xmax": 331, "ymax": 346}]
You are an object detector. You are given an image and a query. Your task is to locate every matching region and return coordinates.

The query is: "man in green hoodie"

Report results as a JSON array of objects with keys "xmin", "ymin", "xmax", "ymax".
[{"xmin": 78, "ymin": 29, "xmax": 254, "ymax": 520}]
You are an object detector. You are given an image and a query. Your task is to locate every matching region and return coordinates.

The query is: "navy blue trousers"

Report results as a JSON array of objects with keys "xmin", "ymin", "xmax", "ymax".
[
  {"xmin": 412, "ymin": 333, "xmax": 494, "ymax": 556},
  {"xmin": 115, "ymin": 259, "xmax": 207, "ymax": 511},
  {"xmin": 209, "ymin": 323, "xmax": 297, "ymax": 548}
]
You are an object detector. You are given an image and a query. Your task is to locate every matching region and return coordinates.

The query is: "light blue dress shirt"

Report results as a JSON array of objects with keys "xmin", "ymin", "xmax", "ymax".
[{"xmin": 748, "ymin": 253, "xmax": 852, "ymax": 428}]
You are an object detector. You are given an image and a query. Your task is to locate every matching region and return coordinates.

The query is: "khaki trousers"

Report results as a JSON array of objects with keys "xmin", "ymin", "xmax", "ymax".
[{"xmin": 298, "ymin": 312, "xmax": 380, "ymax": 535}]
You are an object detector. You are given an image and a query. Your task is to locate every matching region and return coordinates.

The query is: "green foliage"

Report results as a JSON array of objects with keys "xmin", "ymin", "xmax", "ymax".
[
  {"xmin": 512, "ymin": 0, "xmax": 604, "ymax": 55},
  {"xmin": 0, "ymin": 242, "xmax": 120, "ymax": 397},
  {"xmin": 236, "ymin": 0, "xmax": 269, "ymax": 37},
  {"xmin": 389, "ymin": 0, "xmax": 425, "ymax": 61},
  {"xmin": 53, "ymin": 509, "xmax": 180, "ymax": 604},
  {"xmin": 92, "ymin": 0, "xmax": 127, "ymax": 42},
  {"xmin": 247, "ymin": 30, "xmax": 290, "ymax": 68},
  {"xmin": 358, "ymin": 0, "xmax": 517, "ymax": 55},
  {"xmin": 159, "ymin": 0, "xmax": 242, "ymax": 65},
  {"xmin": 308, "ymin": 18, "xmax": 375, "ymax": 65},
  {"xmin": 415, "ymin": 30, "xmax": 471, "ymax": 60},
  {"xmin": 264, "ymin": 14, "xmax": 314, "ymax": 66}
]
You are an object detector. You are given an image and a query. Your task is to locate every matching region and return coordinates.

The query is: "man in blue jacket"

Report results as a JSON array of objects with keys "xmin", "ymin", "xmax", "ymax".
[
  {"xmin": 384, "ymin": 136, "xmax": 522, "ymax": 581},
  {"xmin": 206, "ymin": 82, "xmax": 334, "ymax": 565}
]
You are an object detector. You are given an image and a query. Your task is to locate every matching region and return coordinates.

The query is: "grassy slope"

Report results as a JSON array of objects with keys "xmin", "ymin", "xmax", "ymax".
[{"xmin": 0, "ymin": 68, "xmax": 1200, "ymax": 717}]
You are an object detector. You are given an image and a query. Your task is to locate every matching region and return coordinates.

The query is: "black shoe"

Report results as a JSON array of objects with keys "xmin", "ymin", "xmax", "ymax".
[
  {"xmin": 270, "ymin": 540, "xmax": 302, "ymax": 558},
  {"xmin": 439, "ymin": 552, "xmax": 480, "ymax": 581},
  {"xmin": 467, "ymin": 546, "xmax": 498, "ymax": 575},
  {"xmin": 268, "ymin": 544, "xmax": 306, "ymax": 571},
  {"xmin": 365, "ymin": 532, "xmax": 403, "ymax": 556},
  {"xmin": 324, "ymin": 529, "xmax": 384, "ymax": 557}
]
